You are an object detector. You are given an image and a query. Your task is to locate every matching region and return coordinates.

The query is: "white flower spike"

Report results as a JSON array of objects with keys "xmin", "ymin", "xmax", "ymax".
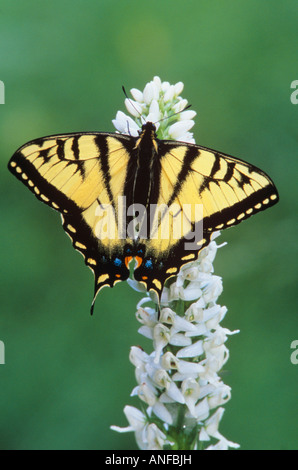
[
  {"xmin": 113, "ymin": 76, "xmax": 196, "ymax": 143},
  {"xmin": 111, "ymin": 77, "xmax": 239, "ymax": 450}
]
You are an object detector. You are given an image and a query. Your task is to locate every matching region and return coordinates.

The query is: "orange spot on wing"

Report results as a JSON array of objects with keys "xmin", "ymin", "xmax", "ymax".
[
  {"xmin": 135, "ymin": 256, "xmax": 143, "ymax": 268},
  {"xmin": 125, "ymin": 256, "xmax": 133, "ymax": 268}
]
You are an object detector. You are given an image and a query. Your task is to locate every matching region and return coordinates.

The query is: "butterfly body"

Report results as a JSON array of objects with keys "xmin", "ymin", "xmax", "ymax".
[
  {"xmin": 126, "ymin": 123, "xmax": 161, "ymax": 218},
  {"xmin": 8, "ymin": 122, "xmax": 279, "ymax": 313}
]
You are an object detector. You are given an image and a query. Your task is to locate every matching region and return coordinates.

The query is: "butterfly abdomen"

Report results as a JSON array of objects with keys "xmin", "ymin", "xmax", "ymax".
[{"xmin": 123, "ymin": 124, "xmax": 162, "ymax": 240}]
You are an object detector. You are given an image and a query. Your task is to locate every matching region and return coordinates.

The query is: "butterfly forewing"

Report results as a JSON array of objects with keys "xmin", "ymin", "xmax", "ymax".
[
  {"xmin": 8, "ymin": 132, "xmax": 136, "ymax": 309},
  {"xmin": 159, "ymin": 141, "xmax": 279, "ymax": 232}
]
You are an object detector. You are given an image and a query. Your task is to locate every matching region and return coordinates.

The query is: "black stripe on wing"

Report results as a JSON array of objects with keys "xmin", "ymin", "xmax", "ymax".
[
  {"xmin": 161, "ymin": 144, "xmax": 200, "ymax": 207},
  {"xmin": 203, "ymin": 185, "xmax": 279, "ymax": 231}
]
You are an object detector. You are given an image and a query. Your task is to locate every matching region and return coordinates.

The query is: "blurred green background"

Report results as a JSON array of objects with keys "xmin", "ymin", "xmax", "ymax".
[{"xmin": 0, "ymin": 0, "xmax": 297, "ymax": 450}]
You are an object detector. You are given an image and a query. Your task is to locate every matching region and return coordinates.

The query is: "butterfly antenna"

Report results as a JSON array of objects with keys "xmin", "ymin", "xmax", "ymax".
[
  {"xmin": 126, "ymin": 120, "xmax": 131, "ymax": 136},
  {"xmin": 122, "ymin": 85, "xmax": 129, "ymax": 99},
  {"xmin": 122, "ymin": 86, "xmax": 146, "ymax": 125},
  {"xmin": 155, "ymin": 104, "xmax": 192, "ymax": 126}
]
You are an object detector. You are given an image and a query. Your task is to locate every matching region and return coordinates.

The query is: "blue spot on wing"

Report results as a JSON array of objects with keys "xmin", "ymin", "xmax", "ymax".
[
  {"xmin": 144, "ymin": 259, "xmax": 154, "ymax": 270},
  {"xmin": 113, "ymin": 257, "xmax": 123, "ymax": 267}
]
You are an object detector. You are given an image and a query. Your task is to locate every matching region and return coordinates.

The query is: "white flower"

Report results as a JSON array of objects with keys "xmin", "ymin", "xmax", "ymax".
[
  {"xmin": 168, "ymin": 120, "xmax": 195, "ymax": 140},
  {"xmin": 111, "ymin": 405, "xmax": 145, "ymax": 433},
  {"xmin": 153, "ymin": 324, "xmax": 171, "ymax": 362},
  {"xmin": 113, "ymin": 231, "xmax": 239, "ymax": 449},
  {"xmin": 111, "ymin": 77, "xmax": 239, "ymax": 450},
  {"xmin": 182, "ymin": 378, "xmax": 201, "ymax": 417},
  {"xmin": 176, "ymin": 339, "xmax": 204, "ymax": 359},
  {"xmin": 111, "ymin": 405, "xmax": 173, "ymax": 450},
  {"xmin": 112, "ymin": 111, "xmax": 139, "ymax": 137},
  {"xmin": 146, "ymin": 423, "xmax": 172, "ymax": 450},
  {"xmin": 130, "ymin": 88, "xmax": 143, "ymax": 102},
  {"xmin": 201, "ymin": 408, "xmax": 240, "ymax": 450},
  {"xmin": 112, "ymin": 75, "xmax": 195, "ymax": 143}
]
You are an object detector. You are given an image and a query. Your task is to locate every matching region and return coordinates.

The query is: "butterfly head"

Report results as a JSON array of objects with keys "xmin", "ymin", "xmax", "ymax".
[{"xmin": 140, "ymin": 121, "xmax": 157, "ymax": 135}]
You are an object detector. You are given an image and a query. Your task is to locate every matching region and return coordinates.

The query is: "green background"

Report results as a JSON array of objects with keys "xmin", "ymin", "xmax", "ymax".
[{"xmin": 0, "ymin": 0, "xmax": 297, "ymax": 450}]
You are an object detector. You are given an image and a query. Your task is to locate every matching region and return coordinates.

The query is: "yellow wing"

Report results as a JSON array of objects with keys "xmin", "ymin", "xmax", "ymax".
[
  {"xmin": 8, "ymin": 132, "xmax": 135, "ymax": 312},
  {"xmin": 158, "ymin": 141, "xmax": 279, "ymax": 230},
  {"xmin": 133, "ymin": 140, "xmax": 279, "ymax": 296}
]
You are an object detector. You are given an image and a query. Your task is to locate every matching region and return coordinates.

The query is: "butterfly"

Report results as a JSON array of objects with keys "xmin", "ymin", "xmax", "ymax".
[{"xmin": 8, "ymin": 121, "xmax": 279, "ymax": 313}]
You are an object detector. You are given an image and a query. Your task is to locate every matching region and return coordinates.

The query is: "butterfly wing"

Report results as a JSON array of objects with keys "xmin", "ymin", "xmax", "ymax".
[
  {"xmin": 159, "ymin": 140, "xmax": 279, "ymax": 230},
  {"xmin": 8, "ymin": 132, "xmax": 136, "ymax": 312},
  {"xmin": 134, "ymin": 140, "xmax": 279, "ymax": 299}
]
